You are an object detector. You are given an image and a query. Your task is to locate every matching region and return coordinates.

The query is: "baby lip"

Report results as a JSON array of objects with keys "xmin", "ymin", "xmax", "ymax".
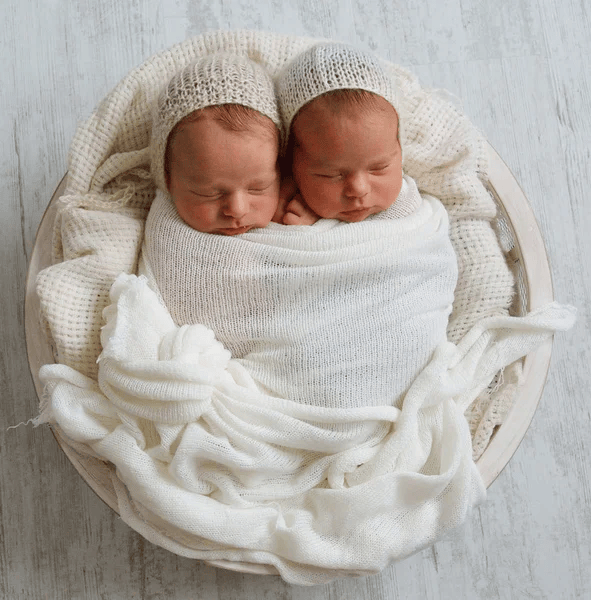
[
  {"xmin": 218, "ymin": 225, "xmax": 251, "ymax": 235},
  {"xmin": 341, "ymin": 208, "xmax": 369, "ymax": 217}
]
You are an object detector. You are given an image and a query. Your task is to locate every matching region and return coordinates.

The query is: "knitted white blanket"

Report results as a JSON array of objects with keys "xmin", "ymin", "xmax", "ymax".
[
  {"xmin": 38, "ymin": 176, "xmax": 576, "ymax": 583},
  {"xmin": 35, "ymin": 30, "xmax": 516, "ymax": 456}
]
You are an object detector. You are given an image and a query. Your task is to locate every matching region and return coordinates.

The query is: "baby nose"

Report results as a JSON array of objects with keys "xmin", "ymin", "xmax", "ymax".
[
  {"xmin": 344, "ymin": 172, "xmax": 370, "ymax": 201},
  {"xmin": 223, "ymin": 192, "xmax": 249, "ymax": 219}
]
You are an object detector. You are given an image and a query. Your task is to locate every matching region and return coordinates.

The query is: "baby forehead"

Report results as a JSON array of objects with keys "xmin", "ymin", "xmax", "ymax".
[
  {"xmin": 296, "ymin": 91, "xmax": 398, "ymax": 123},
  {"xmin": 293, "ymin": 93, "xmax": 399, "ymax": 137}
]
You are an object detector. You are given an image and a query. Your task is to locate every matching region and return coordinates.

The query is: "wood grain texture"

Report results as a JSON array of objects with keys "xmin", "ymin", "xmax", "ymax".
[{"xmin": 2, "ymin": 0, "xmax": 589, "ymax": 598}]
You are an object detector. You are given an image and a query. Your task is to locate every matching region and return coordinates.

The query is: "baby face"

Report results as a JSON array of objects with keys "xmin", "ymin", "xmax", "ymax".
[
  {"xmin": 291, "ymin": 97, "xmax": 403, "ymax": 222},
  {"xmin": 167, "ymin": 116, "xmax": 280, "ymax": 235}
]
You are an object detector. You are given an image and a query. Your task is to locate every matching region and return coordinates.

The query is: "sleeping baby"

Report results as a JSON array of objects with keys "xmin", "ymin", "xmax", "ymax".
[
  {"xmin": 149, "ymin": 52, "xmax": 283, "ymax": 236},
  {"xmin": 275, "ymin": 43, "xmax": 419, "ymax": 226}
]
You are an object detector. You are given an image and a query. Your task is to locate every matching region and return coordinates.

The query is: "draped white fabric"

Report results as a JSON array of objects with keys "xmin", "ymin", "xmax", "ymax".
[
  {"xmin": 38, "ymin": 277, "xmax": 575, "ymax": 584},
  {"xmin": 38, "ymin": 176, "xmax": 576, "ymax": 583}
]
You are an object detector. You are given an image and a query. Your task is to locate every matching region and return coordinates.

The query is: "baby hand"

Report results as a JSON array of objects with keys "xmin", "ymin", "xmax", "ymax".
[
  {"xmin": 282, "ymin": 194, "xmax": 319, "ymax": 225},
  {"xmin": 273, "ymin": 176, "xmax": 319, "ymax": 225}
]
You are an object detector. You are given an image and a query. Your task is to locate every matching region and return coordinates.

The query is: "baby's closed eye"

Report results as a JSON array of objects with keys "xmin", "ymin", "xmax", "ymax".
[
  {"xmin": 192, "ymin": 191, "xmax": 224, "ymax": 201},
  {"xmin": 369, "ymin": 163, "xmax": 391, "ymax": 173},
  {"xmin": 315, "ymin": 173, "xmax": 343, "ymax": 179},
  {"xmin": 248, "ymin": 184, "xmax": 273, "ymax": 194},
  {"xmin": 248, "ymin": 176, "xmax": 279, "ymax": 193}
]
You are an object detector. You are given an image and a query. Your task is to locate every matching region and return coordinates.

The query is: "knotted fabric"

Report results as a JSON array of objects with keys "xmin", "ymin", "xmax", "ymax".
[{"xmin": 38, "ymin": 272, "xmax": 574, "ymax": 584}]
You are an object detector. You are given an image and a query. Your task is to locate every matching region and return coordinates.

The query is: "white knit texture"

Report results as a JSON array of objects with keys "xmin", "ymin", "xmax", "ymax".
[
  {"xmin": 36, "ymin": 30, "xmax": 509, "ymax": 386},
  {"xmin": 276, "ymin": 42, "xmax": 405, "ymax": 141},
  {"xmin": 143, "ymin": 176, "xmax": 453, "ymax": 411},
  {"xmin": 38, "ymin": 275, "xmax": 575, "ymax": 584},
  {"xmin": 150, "ymin": 52, "xmax": 282, "ymax": 193}
]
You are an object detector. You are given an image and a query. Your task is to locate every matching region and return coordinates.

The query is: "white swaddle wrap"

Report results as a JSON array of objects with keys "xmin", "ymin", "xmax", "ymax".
[
  {"xmin": 41, "ymin": 179, "xmax": 482, "ymax": 582},
  {"xmin": 142, "ymin": 176, "xmax": 450, "ymax": 412}
]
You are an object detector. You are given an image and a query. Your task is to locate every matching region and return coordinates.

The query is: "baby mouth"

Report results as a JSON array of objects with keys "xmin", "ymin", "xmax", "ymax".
[
  {"xmin": 340, "ymin": 208, "xmax": 372, "ymax": 220},
  {"xmin": 217, "ymin": 225, "xmax": 251, "ymax": 235}
]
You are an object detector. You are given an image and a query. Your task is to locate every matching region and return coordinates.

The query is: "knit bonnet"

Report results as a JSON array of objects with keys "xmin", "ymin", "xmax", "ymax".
[
  {"xmin": 276, "ymin": 42, "xmax": 404, "ymax": 147},
  {"xmin": 150, "ymin": 52, "xmax": 282, "ymax": 193}
]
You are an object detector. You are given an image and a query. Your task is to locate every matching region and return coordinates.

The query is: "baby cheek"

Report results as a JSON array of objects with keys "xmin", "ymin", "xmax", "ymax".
[
  {"xmin": 391, "ymin": 173, "xmax": 404, "ymax": 201},
  {"xmin": 254, "ymin": 191, "xmax": 281, "ymax": 223},
  {"xmin": 299, "ymin": 176, "xmax": 329, "ymax": 206},
  {"xmin": 176, "ymin": 198, "xmax": 216, "ymax": 230},
  {"xmin": 376, "ymin": 174, "xmax": 402, "ymax": 207},
  {"xmin": 173, "ymin": 196, "xmax": 192, "ymax": 223}
]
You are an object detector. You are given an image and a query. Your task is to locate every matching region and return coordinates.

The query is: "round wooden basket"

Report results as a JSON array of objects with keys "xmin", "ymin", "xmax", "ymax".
[{"xmin": 24, "ymin": 144, "xmax": 554, "ymax": 575}]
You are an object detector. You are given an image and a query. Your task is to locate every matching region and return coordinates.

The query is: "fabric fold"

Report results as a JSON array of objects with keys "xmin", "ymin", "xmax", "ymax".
[{"xmin": 38, "ymin": 271, "xmax": 575, "ymax": 584}]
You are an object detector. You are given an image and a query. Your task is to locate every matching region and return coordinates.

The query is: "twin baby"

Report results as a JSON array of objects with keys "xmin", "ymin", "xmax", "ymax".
[{"xmin": 150, "ymin": 43, "xmax": 419, "ymax": 234}]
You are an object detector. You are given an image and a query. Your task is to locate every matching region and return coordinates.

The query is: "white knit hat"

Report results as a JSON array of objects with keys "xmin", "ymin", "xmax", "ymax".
[
  {"xmin": 276, "ymin": 42, "xmax": 403, "ymax": 142},
  {"xmin": 150, "ymin": 52, "xmax": 282, "ymax": 193}
]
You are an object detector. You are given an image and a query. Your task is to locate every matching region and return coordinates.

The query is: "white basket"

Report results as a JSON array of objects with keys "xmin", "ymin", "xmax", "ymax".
[{"xmin": 24, "ymin": 143, "xmax": 554, "ymax": 575}]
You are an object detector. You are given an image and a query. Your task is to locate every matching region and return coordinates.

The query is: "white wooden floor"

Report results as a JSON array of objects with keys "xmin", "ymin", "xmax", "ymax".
[{"xmin": 2, "ymin": 0, "xmax": 590, "ymax": 598}]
